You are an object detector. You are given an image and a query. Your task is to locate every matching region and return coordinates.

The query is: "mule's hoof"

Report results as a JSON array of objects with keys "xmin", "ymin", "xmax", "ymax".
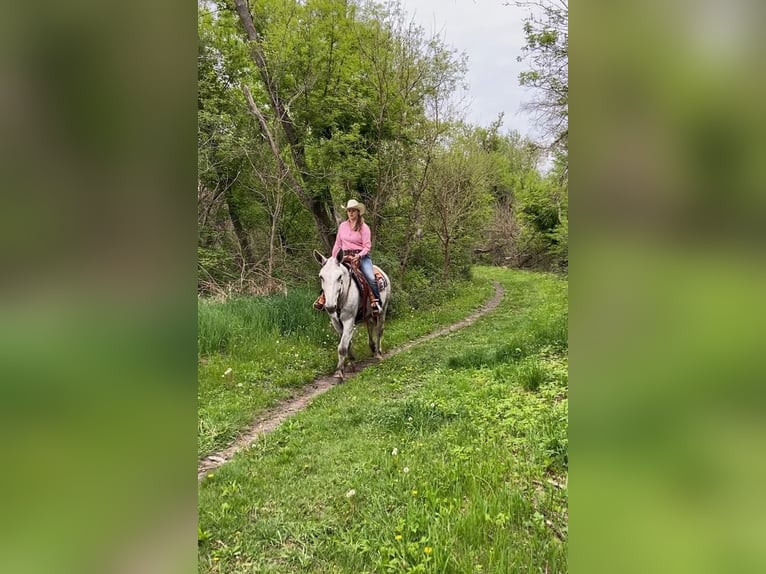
[
  {"xmin": 333, "ymin": 371, "xmax": 344, "ymax": 379},
  {"xmin": 375, "ymin": 353, "xmax": 383, "ymax": 360}
]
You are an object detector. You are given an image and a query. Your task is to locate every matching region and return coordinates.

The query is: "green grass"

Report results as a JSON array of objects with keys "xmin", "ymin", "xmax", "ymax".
[
  {"xmin": 198, "ymin": 266, "xmax": 568, "ymax": 573},
  {"xmin": 198, "ymin": 277, "xmax": 495, "ymax": 458}
]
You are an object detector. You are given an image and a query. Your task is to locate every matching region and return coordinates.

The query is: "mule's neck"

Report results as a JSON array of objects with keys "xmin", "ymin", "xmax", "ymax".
[{"xmin": 337, "ymin": 263, "xmax": 361, "ymax": 315}]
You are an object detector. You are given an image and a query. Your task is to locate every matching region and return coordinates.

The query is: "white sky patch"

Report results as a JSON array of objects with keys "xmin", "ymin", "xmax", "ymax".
[{"xmin": 399, "ymin": 0, "xmax": 535, "ymax": 136}]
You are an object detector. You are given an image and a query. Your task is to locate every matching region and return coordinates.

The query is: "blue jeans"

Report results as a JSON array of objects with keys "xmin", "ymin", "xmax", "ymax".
[{"xmin": 359, "ymin": 255, "xmax": 381, "ymax": 300}]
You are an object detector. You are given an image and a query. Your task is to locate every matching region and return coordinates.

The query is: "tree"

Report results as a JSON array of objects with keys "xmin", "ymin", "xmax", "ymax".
[
  {"xmin": 424, "ymin": 128, "xmax": 494, "ymax": 278},
  {"xmin": 230, "ymin": 0, "xmax": 340, "ymax": 252},
  {"xmin": 513, "ymin": 0, "xmax": 568, "ymax": 157},
  {"xmin": 198, "ymin": 4, "xmax": 262, "ymax": 290}
]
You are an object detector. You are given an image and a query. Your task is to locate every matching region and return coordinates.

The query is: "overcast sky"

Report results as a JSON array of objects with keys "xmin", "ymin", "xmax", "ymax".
[{"xmin": 398, "ymin": 0, "xmax": 535, "ymax": 137}]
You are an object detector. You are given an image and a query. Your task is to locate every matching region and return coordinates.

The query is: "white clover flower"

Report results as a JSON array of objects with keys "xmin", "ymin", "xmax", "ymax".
[
  {"xmin": 403, "ymin": 467, "xmax": 410, "ymax": 474},
  {"xmin": 391, "ymin": 448, "xmax": 398, "ymax": 456},
  {"xmin": 346, "ymin": 489, "xmax": 356, "ymax": 498},
  {"xmin": 407, "ymin": 416, "xmax": 413, "ymax": 422}
]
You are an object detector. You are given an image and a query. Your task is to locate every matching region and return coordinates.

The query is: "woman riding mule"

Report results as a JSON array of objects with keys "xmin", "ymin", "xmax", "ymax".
[
  {"xmin": 313, "ymin": 248, "xmax": 391, "ymax": 378},
  {"xmin": 313, "ymin": 199, "xmax": 383, "ymax": 315}
]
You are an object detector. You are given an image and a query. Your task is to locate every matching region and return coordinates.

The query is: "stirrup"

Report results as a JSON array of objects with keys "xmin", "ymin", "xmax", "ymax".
[{"xmin": 371, "ymin": 299, "xmax": 382, "ymax": 316}]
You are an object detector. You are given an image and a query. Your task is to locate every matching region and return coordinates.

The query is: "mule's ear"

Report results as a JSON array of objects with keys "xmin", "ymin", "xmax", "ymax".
[
  {"xmin": 336, "ymin": 249, "xmax": 344, "ymax": 263},
  {"xmin": 313, "ymin": 249, "xmax": 326, "ymax": 265}
]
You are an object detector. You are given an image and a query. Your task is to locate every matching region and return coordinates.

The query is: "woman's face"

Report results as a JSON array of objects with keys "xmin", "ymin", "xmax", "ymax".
[{"xmin": 347, "ymin": 208, "xmax": 359, "ymax": 222}]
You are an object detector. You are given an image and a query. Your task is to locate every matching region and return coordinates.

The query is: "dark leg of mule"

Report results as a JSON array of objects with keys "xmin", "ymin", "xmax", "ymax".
[
  {"xmin": 334, "ymin": 345, "xmax": 346, "ymax": 379},
  {"xmin": 374, "ymin": 318, "xmax": 384, "ymax": 359},
  {"xmin": 367, "ymin": 319, "xmax": 377, "ymax": 355},
  {"xmin": 335, "ymin": 341, "xmax": 348, "ymax": 379},
  {"xmin": 367, "ymin": 317, "xmax": 385, "ymax": 359},
  {"xmin": 378, "ymin": 322, "xmax": 386, "ymax": 359},
  {"xmin": 346, "ymin": 346, "xmax": 357, "ymax": 372},
  {"xmin": 330, "ymin": 316, "xmax": 343, "ymax": 337},
  {"xmin": 375, "ymin": 302, "xmax": 388, "ymax": 359},
  {"xmin": 335, "ymin": 318, "xmax": 355, "ymax": 378}
]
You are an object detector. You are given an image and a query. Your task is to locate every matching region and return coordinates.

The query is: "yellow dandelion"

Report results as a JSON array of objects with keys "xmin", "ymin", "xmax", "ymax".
[
  {"xmin": 395, "ymin": 534, "xmax": 402, "ymax": 541},
  {"xmin": 424, "ymin": 546, "xmax": 433, "ymax": 555},
  {"xmin": 411, "ymin": 490, "xmax": 418, "ymax": 496}
]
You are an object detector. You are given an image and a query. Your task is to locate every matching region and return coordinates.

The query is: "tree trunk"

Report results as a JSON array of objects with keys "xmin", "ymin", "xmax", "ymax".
[
  {"xmin": 225, "ymin": 193, "xmax": 256, "ymax": 271},
  {"xmin": 232, "ymin": 0, "xmax": 336, "ymax": 252},
  {"xmin": 442, "ymin": 236, "xmax": 451, "ymax": 279},
  {"xmin": 398, "ymin": 157, "xmax": 432, "ymax": 283},
  {"xmin": 267, "ymin": 191, "xmax": 283, "ymax": 280}
]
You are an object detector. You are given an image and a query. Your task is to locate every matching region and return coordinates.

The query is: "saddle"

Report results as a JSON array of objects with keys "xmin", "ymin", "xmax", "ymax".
[{"xmin": 342, "ymin": 257, "xmax": 387, "ymax": 321}]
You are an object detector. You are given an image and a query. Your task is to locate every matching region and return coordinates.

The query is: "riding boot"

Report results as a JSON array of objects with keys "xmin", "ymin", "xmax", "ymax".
[{"xmin": 313, "ymin": 292, "xmax": 325, "ymax": 311}]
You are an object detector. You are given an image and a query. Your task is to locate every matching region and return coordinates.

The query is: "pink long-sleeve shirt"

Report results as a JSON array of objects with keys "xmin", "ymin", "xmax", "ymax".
[{"xmin": 331, "ymin": 221, "xmax": 372, "ymax": 258}]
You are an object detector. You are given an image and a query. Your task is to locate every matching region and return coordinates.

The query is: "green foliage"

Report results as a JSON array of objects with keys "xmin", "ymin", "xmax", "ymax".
[
  {"xmin": 422, "ymin": 125, "xmax": 496, "ymax": 277},
  {"xmin": 510, "ymin": 157, "xmax": 568, "ymax": 270},
  {"xmin": 391, "ymin": 267, "xmax": 433, "ymax": 313},
  {"xmin": 518, "ymin": 181, "xmax": 560, "ymax": 234},
  {"xmin": 393, "ymin": 266, "xmax": 475, "ymax": 316},
  {"xmin": 547, "ymin": 212, "xmax": 568, "ymax": 270},
  {"xmin": 197, "ymin": 242, "xmax": 235, "ymax": 288}
]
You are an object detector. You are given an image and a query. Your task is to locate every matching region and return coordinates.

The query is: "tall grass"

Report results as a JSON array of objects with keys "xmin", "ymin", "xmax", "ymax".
[{"xmin": 198, "ymin": 287, "xmax": 328, "ymax": 357}]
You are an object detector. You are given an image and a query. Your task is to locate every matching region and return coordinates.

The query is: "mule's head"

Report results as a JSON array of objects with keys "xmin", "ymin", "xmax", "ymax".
[{"xmin": 314, "ymin": 249, "xmax": 346, "ymax": 313}]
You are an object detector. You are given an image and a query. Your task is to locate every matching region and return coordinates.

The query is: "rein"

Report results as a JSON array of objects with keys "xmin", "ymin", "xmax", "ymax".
[{"xmin": 335, "ymin": 262, "xmax": 363, "ymax": 320}]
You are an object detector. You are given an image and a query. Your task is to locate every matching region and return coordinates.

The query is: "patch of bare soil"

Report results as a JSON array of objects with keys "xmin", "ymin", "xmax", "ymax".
[{"xmin": 198, "ymin": 281, "xmax": 503, "ymax": 480}]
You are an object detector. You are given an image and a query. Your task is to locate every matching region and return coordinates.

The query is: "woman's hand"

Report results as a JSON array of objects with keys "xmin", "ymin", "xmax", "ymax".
[{"xmin": 342, "ymin": 254, "xmax": 361, "ymax": 265}]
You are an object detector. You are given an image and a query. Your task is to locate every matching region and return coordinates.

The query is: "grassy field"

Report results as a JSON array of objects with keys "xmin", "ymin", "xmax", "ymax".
[
  {"xmin": 198, "ymin": 277, "xmax": 495, "ymax": 458},
  {"xmin": 198, "ymin": 267, "xmax": 568, "ymax": 573}
]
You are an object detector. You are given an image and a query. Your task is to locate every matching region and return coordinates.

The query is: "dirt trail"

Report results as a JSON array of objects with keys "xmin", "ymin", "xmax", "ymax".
[{"xmin": 198, "ymin": 281, "xmax": 503, "ymax": 480}]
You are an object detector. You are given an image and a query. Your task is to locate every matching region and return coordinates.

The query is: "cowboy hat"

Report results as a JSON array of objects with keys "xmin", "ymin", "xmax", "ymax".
[{"xmin": 342, "ymin": 199, "xmax": 366, "ymax": 216}]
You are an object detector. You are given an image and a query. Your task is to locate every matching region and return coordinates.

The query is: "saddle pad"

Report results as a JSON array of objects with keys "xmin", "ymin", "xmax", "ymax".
[{"xmin": 372, "ymin": 266, "xmax": 388, "ymax": 290}]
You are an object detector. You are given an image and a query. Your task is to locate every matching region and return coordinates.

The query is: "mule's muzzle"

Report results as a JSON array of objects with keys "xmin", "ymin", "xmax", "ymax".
[{"xmin": 324, "ymin": 305, "xmax": 336, "ymax": 314}]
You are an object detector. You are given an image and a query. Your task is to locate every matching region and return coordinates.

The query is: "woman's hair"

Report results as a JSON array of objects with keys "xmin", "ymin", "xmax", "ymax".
[{"xmin": 349, "ymin": 210, "xmax": 363, "ymax": 232}]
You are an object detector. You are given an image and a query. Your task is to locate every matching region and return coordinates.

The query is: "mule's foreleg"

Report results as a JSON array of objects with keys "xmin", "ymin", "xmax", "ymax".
[
  {"xmin": 329, "ymin": 315, "xmax": 343, "ymax": 336},
  {"xmin": 334, "ymin": 320, "xmax": 356, "ymax": 378}
]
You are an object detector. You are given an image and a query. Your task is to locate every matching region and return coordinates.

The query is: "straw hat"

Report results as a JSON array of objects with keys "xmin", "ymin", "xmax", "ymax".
[{"xmin": 342, "ymin": 199, "xmax": 366, "ymax": 216}]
